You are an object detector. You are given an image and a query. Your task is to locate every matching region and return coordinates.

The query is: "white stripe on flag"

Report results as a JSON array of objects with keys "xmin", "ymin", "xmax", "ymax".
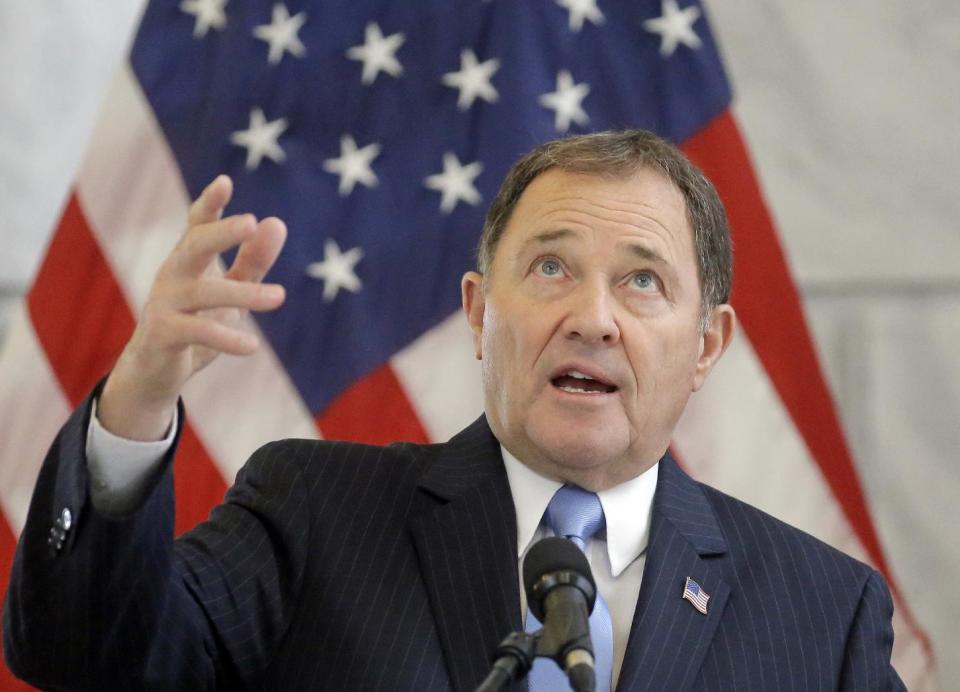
[
  {"xmin": 391, "ymin": 311, "xmax": 483, "ymax": 443},
  {"xmin": 0, "ymin": 303, "xmax": 72, "ymax": 534},
  {"xmin": 675, "ymin": 333, "xmax": 858, "ymax": 552}
]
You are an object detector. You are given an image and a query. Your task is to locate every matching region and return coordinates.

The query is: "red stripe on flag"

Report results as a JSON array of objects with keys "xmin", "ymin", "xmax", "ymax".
[
  {"xmin": 27, "ymin": 195, "xmax": 136, "ymax": 405},
  {"xmin": 682, "ymin": 111, "xmax": 891, "ymax": 577},
  {"xmin": 318, "ymin": 363, "xmax": 430, "ymax": 445},
  {"xmin": 24, "ymin": 192, "xmax": 227, "ymax": 535},
  {"xmin": 0, "ymin": 518, "xmax": 36, "ymax": 690}
]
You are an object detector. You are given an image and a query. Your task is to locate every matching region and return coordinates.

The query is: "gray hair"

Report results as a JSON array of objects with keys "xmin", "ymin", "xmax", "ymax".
[{"xmin": 478, "ymin": 130, "xmax": 732, "ymax": 328}]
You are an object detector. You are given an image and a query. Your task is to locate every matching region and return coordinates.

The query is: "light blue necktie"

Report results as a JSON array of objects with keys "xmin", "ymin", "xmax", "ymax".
[{"xmin": 526, "ymin": 485, "xmax": 613, "ymax": 692}]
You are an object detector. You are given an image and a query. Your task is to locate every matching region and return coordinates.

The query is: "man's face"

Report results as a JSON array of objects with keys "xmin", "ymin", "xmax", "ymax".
[{"xmin": 462, "ymin": 167, "xmax": 734, "ymax": 491}]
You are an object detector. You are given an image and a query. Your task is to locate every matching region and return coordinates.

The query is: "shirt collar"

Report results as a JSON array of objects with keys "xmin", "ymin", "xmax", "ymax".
[{"xmin": 501, "ymin": 445, "xmax": 659, "ymax": 577}]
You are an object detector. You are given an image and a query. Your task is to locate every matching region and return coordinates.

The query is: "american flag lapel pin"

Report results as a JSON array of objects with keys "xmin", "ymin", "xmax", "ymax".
[{"xmin": 682, "ymin": 576, "xmax": 710, "ymax": 615}]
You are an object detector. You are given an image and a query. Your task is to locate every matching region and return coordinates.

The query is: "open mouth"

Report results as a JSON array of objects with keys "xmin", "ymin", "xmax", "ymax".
[{"xmin": 551, "ymin": 370, "xmax": 617, "ymax": 394}]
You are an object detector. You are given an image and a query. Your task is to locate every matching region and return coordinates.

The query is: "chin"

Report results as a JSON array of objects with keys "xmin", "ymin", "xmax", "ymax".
[{"xmin": 525, "ymin": 416, "xmax": 630, "ymax": 476}]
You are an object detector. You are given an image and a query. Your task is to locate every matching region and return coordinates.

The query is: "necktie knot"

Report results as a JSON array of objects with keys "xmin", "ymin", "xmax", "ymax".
[{"xmin": 545, "ymin": 485, "xmax": 605, "ymax": 551}]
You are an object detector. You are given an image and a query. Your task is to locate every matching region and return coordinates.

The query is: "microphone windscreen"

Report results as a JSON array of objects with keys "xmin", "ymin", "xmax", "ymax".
[{"xmin": 522, "ymin": 536, "xmax": 596, "ymax": 608}]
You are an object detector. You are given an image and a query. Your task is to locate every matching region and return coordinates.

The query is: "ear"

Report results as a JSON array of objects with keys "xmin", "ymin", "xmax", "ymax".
[
  {"xmin": 692, "ymin": 303, "xmax": 736, "ymax": 391},
  {"xmin": 461, "ymin": 271, "xmax": 486, "ymax": 360}
]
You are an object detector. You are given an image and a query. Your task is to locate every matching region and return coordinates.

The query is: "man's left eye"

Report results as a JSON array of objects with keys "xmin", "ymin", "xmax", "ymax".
[
  {"xmin": 631, "ymin": 271, "xmax": 658, "ymax": 291},
  {"xmin": 537, "ymin": 258, "xmax": 562, "ymax": 276}
]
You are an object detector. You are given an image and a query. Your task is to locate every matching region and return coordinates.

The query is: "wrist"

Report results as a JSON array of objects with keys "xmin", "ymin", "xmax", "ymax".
[{"xmin": 98, "ymin": 367, "xmax": 177, "ymax": 442}]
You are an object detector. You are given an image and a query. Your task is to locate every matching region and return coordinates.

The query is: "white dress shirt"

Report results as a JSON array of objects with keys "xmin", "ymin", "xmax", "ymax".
[
  {"xmin": 85, "ymin": 399, "xmax": 177, "ymax": 515},
  {"xmin": 86, "ymin": 408, "xmax": 659, "ymax": 687}
]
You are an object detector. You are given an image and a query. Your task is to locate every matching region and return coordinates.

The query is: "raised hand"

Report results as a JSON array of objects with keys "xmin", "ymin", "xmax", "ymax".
[{"xmin": 98, "ymin": 175, "xmax": 287, "ymax": 441}]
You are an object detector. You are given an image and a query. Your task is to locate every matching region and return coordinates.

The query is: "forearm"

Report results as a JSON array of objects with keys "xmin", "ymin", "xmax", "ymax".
[
  {"xmin": 3, "ymin": 387, "xmax": 310, "ymax": 690},
  {"xmin": 1, "ymin": 386, "xmax": 215, "ymax": 689}
]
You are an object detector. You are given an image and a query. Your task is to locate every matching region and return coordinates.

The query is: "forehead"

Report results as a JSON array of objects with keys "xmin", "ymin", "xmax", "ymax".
[{"xmin": 499, "ymin": 167, "xmax": 693, "ymax": 260}]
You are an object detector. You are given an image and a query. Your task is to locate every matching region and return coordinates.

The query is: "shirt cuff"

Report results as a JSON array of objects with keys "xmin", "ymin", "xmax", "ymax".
[{"xmin": 85, "ymin": 397, "xmax": 177, "ymax": 515}]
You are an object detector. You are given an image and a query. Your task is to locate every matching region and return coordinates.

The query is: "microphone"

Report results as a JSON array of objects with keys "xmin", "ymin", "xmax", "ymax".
[{"xmin": 523, "ymin": 536, "xmax": 598, "ymax": 692}]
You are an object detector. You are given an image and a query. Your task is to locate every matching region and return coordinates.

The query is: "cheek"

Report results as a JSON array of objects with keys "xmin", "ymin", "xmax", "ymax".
[
  {"xmin": 480, "ymin": 310, "xmax": 512, "ymax": 381},
  {"xmin": 484, "ymin": 305, "xmax": 526, "ymax": 358},
  {"xmin": 625, "ymin": 326, "xmax": 699, "ymax": 396},
  {"xmin": 481, "ymin": 306, "xmax": 546, "ymax": 388},
  {"xmin": 663, "ymin": 339, "xmax": 703, "ymax": 402}
]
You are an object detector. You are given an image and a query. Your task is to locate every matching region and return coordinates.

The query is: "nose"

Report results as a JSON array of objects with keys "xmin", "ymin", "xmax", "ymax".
[{"xmin": 562, "ymin": 278, "xmax": 620, "ymax": 345}]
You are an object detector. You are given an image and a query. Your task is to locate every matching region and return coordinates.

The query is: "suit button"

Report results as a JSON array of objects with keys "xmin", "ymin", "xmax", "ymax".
[
  {"xmin": 48, "ymin": 509, "xmax": 72, "ymax": 556},
  {"xmin": 48, "ymin": 531, "xmax": 64, "ymax": 555},
  {"xmin": 60, "ymin": 507, "xmax": 73, "ymax": 531}
]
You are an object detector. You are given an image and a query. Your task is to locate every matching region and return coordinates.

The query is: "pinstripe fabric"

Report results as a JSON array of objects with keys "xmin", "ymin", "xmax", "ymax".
[
  {"xmin": 3, "ymin": 385, "xmax": 905, "ymax": 691},
  {"xmin": 3, "ymin": 386, "xmax": 519, "ymax": 691},
  {"xmin": 617, "ymin": 458, "xmax": 906, "ymax": 691}
]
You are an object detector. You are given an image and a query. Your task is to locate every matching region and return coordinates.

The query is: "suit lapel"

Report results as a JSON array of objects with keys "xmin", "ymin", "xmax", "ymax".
[
  {"xmin": 409, "ymin": 416, "xmax": 523, "ymax": 692},
  {"xmin": 617, "ymin": 455, "xmax": 731, "ymax": 692}
]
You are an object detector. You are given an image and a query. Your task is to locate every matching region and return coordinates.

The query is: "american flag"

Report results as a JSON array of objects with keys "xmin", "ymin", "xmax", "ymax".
[
  {"xmin": 0, "ymin": 0, "xmax": 935, "ymax": 688},
  {"xmin": 682, "ymin": 576, "xmax": 710, "ymax": 615}
]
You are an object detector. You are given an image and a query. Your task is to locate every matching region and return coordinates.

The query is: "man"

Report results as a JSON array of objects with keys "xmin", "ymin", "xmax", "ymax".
[{"xmin": 3, "ymin": 130, "xmax": 903, "ymax": 690}]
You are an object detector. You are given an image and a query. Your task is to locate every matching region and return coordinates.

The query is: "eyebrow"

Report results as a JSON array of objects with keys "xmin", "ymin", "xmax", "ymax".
[
  {"xmin": 625, "ymin": 243, "xmax": 669, "ymax": 266},
  {"xmin": 521, "ymin": 229, "xmax": 670, "ymax": 266},
  {"xmin": 523, "ymin": 229, "xmax": 577, "ymax": 247}
]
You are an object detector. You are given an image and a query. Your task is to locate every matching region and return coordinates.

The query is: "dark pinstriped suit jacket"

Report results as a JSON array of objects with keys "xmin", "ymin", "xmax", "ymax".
[{"xmin": 4, "ymin": 388, "xmax": 905, "ymax": 691}]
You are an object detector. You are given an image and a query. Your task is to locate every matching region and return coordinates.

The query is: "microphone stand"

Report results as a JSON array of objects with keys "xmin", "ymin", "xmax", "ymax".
[
  {"xmin": 473, "ymin": 625, "xmax": 595, "ymax": 692},
  {"xmin": 474, "ymin": 631, "xmax": 538, "ymax": 692}
]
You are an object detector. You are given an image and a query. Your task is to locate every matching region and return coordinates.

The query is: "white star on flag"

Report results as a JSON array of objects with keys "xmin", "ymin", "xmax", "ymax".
[
  {"xmin": 306, "ymin": 240, "xmax": 364, "ymax": 302},
  {"xmin": 539, "ymin": 70, "xmax": 590, "ymax": 133},
  {"xmin": 323, "ymin": 135, "xmax": 381, "ymax": 196},
  {"xmin": 229, "ymin": 107, "xmax": 288, "ymax": 170},
  {"xmin": 556, "ymin": 0, "xmax": 605, "ymax": 32},
  {"xmin": 424, "ymin": 153, "xmax": 483, "ymax": 214},
  {"xmin": 346, "ymin": 22, "xmax": 405, "ymax": 85},
  {"xmin": 442, "ymin": 49, "xmax": 501, "ymax": 111},
  {"xmin": 253, "ymin": 4, "xmax": 307, "ymax": 65},
  {"xmin": 643, "ymin": 0, "xmax": 703, "ymax": 57},
  {"xmin": 179, "ymin": 0, "xmax": 227, "ymax": 38}
]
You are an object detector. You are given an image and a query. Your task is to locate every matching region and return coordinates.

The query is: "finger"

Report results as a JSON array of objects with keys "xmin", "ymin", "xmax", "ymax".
[
  {"xmin": 188, "ymin": 175, "xmax": 233, "ymax": 228},
  {"xmin": 168, "ymin": 311, "xmax": 260, "ymax": 355},
  {"xmin": 226, "ymin": 216, "xmax": 287, "ymax": 283},
  {"xmin": 169, "ymin": 277, "xmax": 285, "ymax": 312},
  {"xmin": 174, "ymin": 213, "xmax": 258, "ymax": 277}
]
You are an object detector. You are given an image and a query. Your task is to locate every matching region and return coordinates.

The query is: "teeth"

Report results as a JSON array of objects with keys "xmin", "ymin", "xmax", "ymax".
[
  {"xmin": 567, "ymin": 370, "xmax": 592, "ymax": 380},
  {"xmin": 559, "ymin": 385, "xmax": 604, "ymax": 394}
]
